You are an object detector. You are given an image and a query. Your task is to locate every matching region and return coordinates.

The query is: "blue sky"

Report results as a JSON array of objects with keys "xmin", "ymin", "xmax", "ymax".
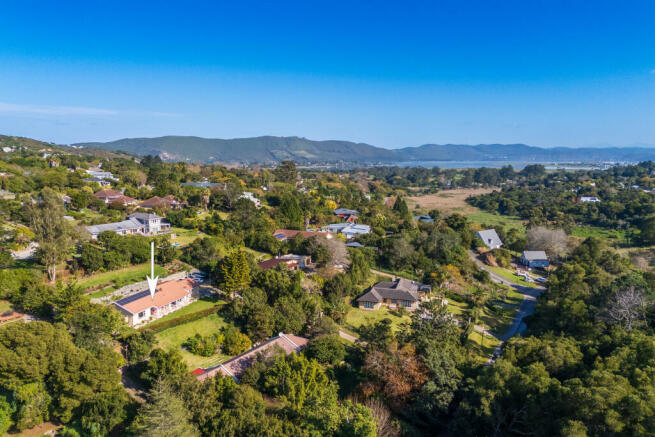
[{"xmin": 0, "ymin": 0, "xmax": 654, "ymax": 148}]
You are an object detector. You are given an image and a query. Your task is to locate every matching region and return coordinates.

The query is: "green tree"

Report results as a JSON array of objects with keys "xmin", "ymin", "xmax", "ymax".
[
  {"xmin": 59, "ymin": 301, "xmax": 125, "ymax": 352},
  {"xmin": 216, "ymin": 250, "xmax": 251, "ymax": 294},
  {"xmin": 79, "ymin": 387, "xmax": 128, "ymax": 436},
  {"xmin": 13, "ymin": 383, "xmax": 51, "ymax": 431},
  {"xmin": 262, "ymin": 352, "xmax": 338, "ymax": 415},
  {"xmin": 305, "ymin": 335, "xmax": 346, "ymax": 365},
  {"xmin": 274, "ymin": 160, "xmax": 298, "ymax": 184},
  {"xmin": 124, "ymin": 330, "xmax": 158, "ymax": 364},
  {"xmin": 338, "ymin": 401, "xmax": 377, "ymax": 437},
  {"xmin": 222, "ymin": 326, "xmax": 252, "ymax": 355},
  {"xmin": 27, "ymin": 187, "xmax": 74, "ymax": 282},
  {"xmin": 0, "ymin": 394, "xmax": 13, "ymax": 436},
  {"xmin": 141, "ymin": 349, "xmax": 188, "ymax": 388},
  {"xmin": 129, "ymin": 379, "xmax": 200, "ymax": 437},
  {"xmin": 639, "ymin": 216, "xmax": 655, "ymax": 246}
]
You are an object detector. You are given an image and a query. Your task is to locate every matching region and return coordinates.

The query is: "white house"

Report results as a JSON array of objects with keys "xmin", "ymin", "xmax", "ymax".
[
  {"xmin": 341, "ymin": 224, "xmax": 371, "ymax": 239},
  {"xmin": 322, "ymin": 223, "xmax": 371, "ymax": 239},
  {"xmin": 86, "ymin": 168, "xmax": 118, "ymax": 181},
  {"xmin": 477, "ymin": 229, "xmax": 503, "ymax": 249},
  {"xmin": 580, "ymin": 196, "xmax": 601, "ymax": 203},
  {"xmin": 239, "ymin": 191, "xmax": 261, "ymax": 207},
  {"xmin": 86, "ymin": 212, "xmax": 170, "ymax": 239},
  {"xmin": 113, "ymin": 278, "xmax": 196, "ymax": 326}
]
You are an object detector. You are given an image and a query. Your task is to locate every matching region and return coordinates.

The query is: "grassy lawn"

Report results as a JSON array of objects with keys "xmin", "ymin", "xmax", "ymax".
[
  {"xmin": 468, "ymin": 330, "xmax": 501, "ymax": 363},
  {"xmin": 244, "ymin": 247, "xmax": 270, "ymax": 261},
  {"xmin": 466, "ymin": 210, "xmax": 525, "ymax": 231},
  {"xmin": 147, "ymin": 297, "xmax": 226, "ymax": 329},
  {"xmin": 571, "ymin": 225, "xmax": 629, "ymax": 245},
  {"xmin": 74, "ymin": 263, "xmax": 169, "ymax": 293},
  {"xmin": 0, "ymin": 300, "xmax": 13, "ymax": 314},
  {"xmin": 171, "ymin": 227, "xmax": 205, "ymax": 246},
  {"xmin": 154, "ymin": 312, "xmax": 233, "ymax": 369},
  {"xmin": 343, "ymin": 306, "xmax": 410, "ymax": 337},
  {"xmin": 487, "ymin": 266, "xmax": 540, "ymax": 288},
  {"xmin": 443, "ymin": 297, "xmax": 468, "ymax": 316}
]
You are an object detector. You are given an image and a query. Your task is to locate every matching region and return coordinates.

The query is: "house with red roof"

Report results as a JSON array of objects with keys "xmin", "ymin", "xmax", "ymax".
[
  {"xmin": 194, "ymin": 332, "xmax": 309, "ymax": 382},
  {"xmin": 257, "ymin": 254, "xmax": 310, "ymax": 271},
  {"xmin": 93, "ymin": 189, "xmax": 123, "ymax": 203},
  {"xmin": 109, "ymin": 195, "xmax": 138, "ymax": 207},
  {"xmin": 139, "ymin": 195, "xmax": 183, "ymax": 210},
  {"xmin": 112, "ymin": 277, "xmax": 196, "ymax": 326}
]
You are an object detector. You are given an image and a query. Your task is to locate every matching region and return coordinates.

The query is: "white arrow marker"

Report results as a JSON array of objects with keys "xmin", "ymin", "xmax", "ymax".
[{"xmin": 146, "ymin": 241, "xmax": 158, "ymax": 300}]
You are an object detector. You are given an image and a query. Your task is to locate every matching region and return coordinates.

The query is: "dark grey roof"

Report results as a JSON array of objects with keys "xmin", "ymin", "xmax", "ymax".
[
  {"xmin": 86, "ymin": 218, "xmax": 143, "ymax": 235},
  {"xmin": 128, "ymin": 212, "xmax": 163, "ymax": 221},
  {"xmin": 522, "ymin": 250, "xmax": 548, "ymax": 260},
  {"xmin": 346, "ymin": 242, "xmax": 364, "ymax": 248},
  {"xmin": 114, "ymin": 289, "xmax": 151, "ymax": 307},
  {"xmin": 413, "ymin": 215, "xmax": 435, "ymax": 223},
  {"xmin": 356, "ymin": 277, "xmax": 429, "ymax": 303},
  {"xmin": 334, "ymin": 208, "xmax": 359, "ymax": 215},
  {"xmin": 181, "ymin": 181, "xmax": 215, "ymax": 188}
]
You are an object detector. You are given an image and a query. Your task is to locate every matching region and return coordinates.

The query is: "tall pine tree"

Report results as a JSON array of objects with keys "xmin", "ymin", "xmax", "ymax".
[
  {"xmin": 217, "ymin": 250, "xmax": 251, "ymax": 294},
  {"xmin": 129, "ymin": 379, "xmax": 199, "ymax": 437}
]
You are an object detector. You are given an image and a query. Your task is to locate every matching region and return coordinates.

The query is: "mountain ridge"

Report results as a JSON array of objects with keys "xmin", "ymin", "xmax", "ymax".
[{"xmin": 57, "ymin": 135, "xmax": 655, "ymax": 164}]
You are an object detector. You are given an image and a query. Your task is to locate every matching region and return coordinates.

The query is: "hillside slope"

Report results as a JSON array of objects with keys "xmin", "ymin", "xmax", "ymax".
[
  {"xmin": 75, "ymin": 136, "xmax": 397, "ymax": 164},
  {"xmin": 64, "ymin": 135, "xmax": 655, "ymax": 164}
]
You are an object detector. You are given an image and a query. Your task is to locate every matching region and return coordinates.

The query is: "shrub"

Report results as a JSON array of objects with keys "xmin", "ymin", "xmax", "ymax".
[
  {"xmin": 305, "ymin": 335, "xmax": 346, "ymax": 365},
  {"xmin": 184, "ymin": 332, "xmax": 224, "ymax": 357},
  {"xmin": 222, "ymin": 326, "xmax": 252, "ymax": 355}
]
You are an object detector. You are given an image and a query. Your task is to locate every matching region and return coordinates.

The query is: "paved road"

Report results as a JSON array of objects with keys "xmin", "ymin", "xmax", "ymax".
[
  {"xmin": 339, "ymin": 330, "xmax": 360, "ymax": 343},
  {"xmin": 468, "ymin": 250, "xmax": 545, "ymax": 364}
]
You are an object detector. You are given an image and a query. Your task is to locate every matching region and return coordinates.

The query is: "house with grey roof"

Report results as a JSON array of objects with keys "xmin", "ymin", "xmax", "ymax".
[
  {"xmin": 341, "ymin": 224, "xmax": 371, "ymax": 239},
  {"xmin": 86, "ymin": 213, "xmax": 170, "ymax": 239},
  {"xmin": 356, "ymin": 277, "xmax": 431, "ymax": 311},
  {"xmin": 520, "ymin": 250, "xmax": 549, "ymax": 268},
  {"xmin": 414, "ymin": 215, "xmax": 435, "ymax": 223},
  {"xmin": 334, "ymin": 208, "xmax": 360, "ymax": 218},
  {"xmin": 477, "ymin": 229, "xmax": 503, "ymax": 250}
]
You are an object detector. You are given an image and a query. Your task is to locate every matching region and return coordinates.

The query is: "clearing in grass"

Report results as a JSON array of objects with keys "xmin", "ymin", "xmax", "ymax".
[{"xmin": 406, "ymin": 188, "xmax": 496, "ymax": 216}]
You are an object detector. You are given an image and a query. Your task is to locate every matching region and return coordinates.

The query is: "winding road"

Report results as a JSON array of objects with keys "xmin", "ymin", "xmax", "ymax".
[{"xmin": 468, "ymin": 250, "xmax": 545, "ymax": 364}]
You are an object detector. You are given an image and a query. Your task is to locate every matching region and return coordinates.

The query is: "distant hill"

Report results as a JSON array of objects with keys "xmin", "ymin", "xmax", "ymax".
[
  {"xmin": 64, "ymin": 135, "xmax": 655, "ymax": 165},
  {"xmin": 74, "ymin": 136, "xmax": 397, "ymax": 164},
  {"xmin": 397, "ymin": 143, "xmax": 655, "ymax": 163},
  {"xmin": 0, "ymin": 134, "xmax": 131, "ymax": 159}
]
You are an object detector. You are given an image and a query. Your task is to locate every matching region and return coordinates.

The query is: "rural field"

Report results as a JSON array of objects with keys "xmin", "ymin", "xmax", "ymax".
[
  {"xmin": 406, "ymin": 188, "xmax": 525, "ymax": 230},
  {"xmin": 406, "ymin": 188, "xmax": 495, "ymax": 215}
]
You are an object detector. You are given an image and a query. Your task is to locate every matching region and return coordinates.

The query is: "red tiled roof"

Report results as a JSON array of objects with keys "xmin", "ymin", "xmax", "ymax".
[
  {"xmin": 109, "ymin": 195, "xmax": 138, "ymax": 205},
  {"xmin": 114, "ymin": 278, "xmax": 195, "ymax": 315},
  {"xmin": 257, "ymin": 258, "xmax": 299, "ymax": 271},
  {"xmin": 197, "ymin": 333, "xmax": 309, "ymax": 382},
  {"xmin": 140, "ymin": 195, "xmax": 181, "ymax": 208},
  {"xmin": 190, "ymin": 368, "xmax": 206, "ymax": 376},
  {"xmin": 94, "ymin": 189, "xmax": 122, "ymax": 199}
]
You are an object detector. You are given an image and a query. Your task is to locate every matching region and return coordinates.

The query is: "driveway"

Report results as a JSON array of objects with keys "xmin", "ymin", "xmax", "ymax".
[{"xmin": 468, "ymin": 250, "xmax": 545, "ymax": 363}]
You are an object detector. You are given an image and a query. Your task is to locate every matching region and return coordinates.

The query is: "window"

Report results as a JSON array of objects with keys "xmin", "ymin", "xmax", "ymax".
[
  {"xmin": 363, "ymin": 301, "xmax": 374, "ymax": 309},
  {"xmin": 391, "ymin": 299, "xmax": 397, "ymax": 304},
  {"xmin": 138, "ymin": 311, "xmax": 145, "ymax": 318},
  {"xmin": 402, "ymin": 300, "xmax": 412, "ymax": 307}
]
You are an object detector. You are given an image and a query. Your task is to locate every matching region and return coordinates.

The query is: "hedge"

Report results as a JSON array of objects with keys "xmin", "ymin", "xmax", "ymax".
[{"xmin": 139, "ymin": 306, "xmax": 221, "ymax": 334}]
